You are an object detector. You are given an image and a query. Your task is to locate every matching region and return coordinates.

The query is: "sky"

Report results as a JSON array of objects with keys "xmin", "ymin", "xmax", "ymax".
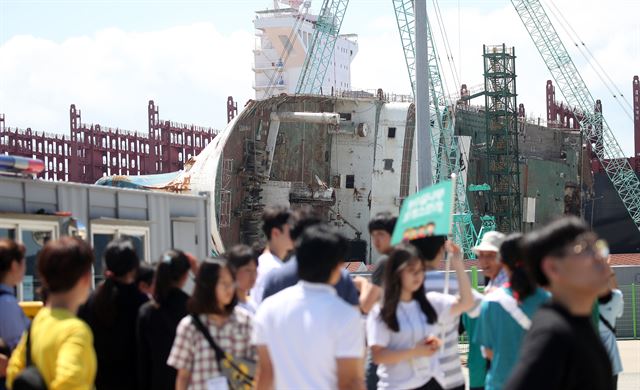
[{"xmin": 1, "ymin": 0, "xmax": 639, "ymax": 156}]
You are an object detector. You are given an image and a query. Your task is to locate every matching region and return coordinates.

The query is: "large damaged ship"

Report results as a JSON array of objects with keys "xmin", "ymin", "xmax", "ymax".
[{"xmin": 106, "ymin": 93, "xmax": 419, "ymax": 262}]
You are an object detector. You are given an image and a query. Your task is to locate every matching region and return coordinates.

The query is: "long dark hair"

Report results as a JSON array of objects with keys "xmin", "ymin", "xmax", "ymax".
[
  {"xmin": 93, "ymin": 238, "xmax": 140, "ymax": 325},
  {"xmin": 153, "ymin": 249, "xmax": 191, "ymax": 306},
  {"xmin": 380, "ymin": 244, "xmax": 437, "ymax": 332},
  {"xmin": 500, "ymin": 233, "xmax": 536, "ymax": 302},
  {"xmin": 187, "ymin": 258, "xmax": 237, "ymax": 315}
]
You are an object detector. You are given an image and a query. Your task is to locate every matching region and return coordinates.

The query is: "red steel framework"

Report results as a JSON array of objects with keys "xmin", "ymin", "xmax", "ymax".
[{"xmin": 0, "ymin": 100, "xmax": 218, "ymax": 183}]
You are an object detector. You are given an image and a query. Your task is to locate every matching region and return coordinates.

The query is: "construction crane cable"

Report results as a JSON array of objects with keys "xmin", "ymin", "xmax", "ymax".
[
  {"xmin": 545, "ymin": 0, "xmax": 634, "ymax": 119},
  {"xmin": 431, "ymin": 0, "xmax": 459, "ymax": 91},
  {"xmin": 432, "ymin": 0, "xmax": 461, "ymax": 97},
  {"xmin": 547, "ymin": 0, "xmax": 634, "ymax": 112},
  {"xmin": 544, "ymin": 1, "xmax": 633, "ymax": 120}
]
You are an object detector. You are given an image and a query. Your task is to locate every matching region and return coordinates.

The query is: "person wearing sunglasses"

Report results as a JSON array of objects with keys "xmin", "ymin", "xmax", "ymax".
[{"xmin": 505, "ymin": 217, "xmax": 613, "ymax": 390}]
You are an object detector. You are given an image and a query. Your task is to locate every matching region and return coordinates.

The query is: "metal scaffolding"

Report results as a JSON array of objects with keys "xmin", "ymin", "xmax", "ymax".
[{"xmin": 483, "ymin": 44, "xmax": 522, "ymax": 233}]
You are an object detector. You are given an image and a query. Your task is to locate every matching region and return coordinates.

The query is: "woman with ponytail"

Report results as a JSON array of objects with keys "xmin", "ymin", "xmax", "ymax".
[
  {"xmin": 78, "ymin": 238, "xmax": 148, "ymax": 390},
  {"xmin": 137, "ymin": 249, "xmax": 192, "ymax": 390},
  {"xmin": 474, "ymin": 233, "xmax": 550, "ymax": 390},
  {"xmin": 367, "ymin": 242, "xmax": 472, "ymax": 390}
]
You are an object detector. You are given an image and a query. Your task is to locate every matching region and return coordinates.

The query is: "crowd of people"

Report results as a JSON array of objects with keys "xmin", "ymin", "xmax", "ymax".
[{"xmin": 0, "ymin": 204, "xmax": 626, "ymax": 390}]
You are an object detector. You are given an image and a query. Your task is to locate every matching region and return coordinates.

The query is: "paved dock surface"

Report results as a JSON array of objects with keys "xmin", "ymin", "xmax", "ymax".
[{"xmin": 619, "ymin": 340, "xmax": 639, "ymax": 390}]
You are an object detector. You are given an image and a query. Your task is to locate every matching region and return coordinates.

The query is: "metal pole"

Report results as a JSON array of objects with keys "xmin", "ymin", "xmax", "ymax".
[
  {"xmin": 414, "ymin": 0, "xmax": 432, "ymax": 189},
  {"xmin": 471, "ymin": 266, "xmax": 479, "ymax": 290},
  {"xmin": 632, "ymin": 283, "xmax": 638, "ymax": 339}
]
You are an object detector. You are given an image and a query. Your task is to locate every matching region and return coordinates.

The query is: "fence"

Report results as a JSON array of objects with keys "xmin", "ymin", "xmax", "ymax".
[
  {"xmin": 617, "ymin": 283, "xmax": 638, "ymax": 339},
  {"xmin": 458, "ymin": 281, "xmax": 639, "ymax": 346}
]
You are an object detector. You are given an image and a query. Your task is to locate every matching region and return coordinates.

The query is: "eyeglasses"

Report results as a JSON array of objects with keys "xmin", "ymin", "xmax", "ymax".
[{"xmin": 567, "ymin": 238, "xmax": 609, "ymax": 260}]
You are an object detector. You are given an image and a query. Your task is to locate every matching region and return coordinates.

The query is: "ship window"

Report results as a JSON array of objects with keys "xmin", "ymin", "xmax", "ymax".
[
  {"xmin": 384, "ymin": 159, "xmax": 393, "ymax": 171},
  {"xmin": 388, "ymin": 127, "xmax": 396, "ymax": 138},
  {"xmin": 340, "ymin": 113, "xmax": 352, "ymax": 121},
  {"xmin": 346, "ymin": 175, "xmax": 355, "ymax": 189}
]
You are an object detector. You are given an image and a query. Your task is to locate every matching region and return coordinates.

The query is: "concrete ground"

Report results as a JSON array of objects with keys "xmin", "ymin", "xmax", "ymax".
[
  {"xmin": 460, "ymin": 340, "xmax": 639, "ymax": 389},
  {"xmin": 618, "ymin": 340, "xmax": 639, "ymax": 390}
]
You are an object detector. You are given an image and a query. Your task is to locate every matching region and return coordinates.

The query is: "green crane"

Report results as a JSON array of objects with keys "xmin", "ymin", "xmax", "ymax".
[
  {"xmin": 512, "ymin": 0, "xmax": 640, "ymax": 231},
  {"xmin": 295, "ymin": 0, "xmax": 350, "ymax": 94},
  {"xmin": 392, "ymin": 0, "xmax": 478, "ymax": 258}
]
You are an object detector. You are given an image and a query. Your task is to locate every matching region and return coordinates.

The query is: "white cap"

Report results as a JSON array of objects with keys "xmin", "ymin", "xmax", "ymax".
[{"xmin": 472, "ymin": 231, "xmax": 506, "ymax": 254}]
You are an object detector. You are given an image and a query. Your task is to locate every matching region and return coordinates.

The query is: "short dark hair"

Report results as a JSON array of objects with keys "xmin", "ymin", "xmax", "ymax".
[
  {"xmin": 225, "ymin": 245, "xmax": 257, "ymax": 272},
  {"xmin": 368, "ymin": 212, "xmax": 397, "ymax": 235},
  {"xmin": 524, "ymin": 217, "xmax": 590, "ymax": 287},
  {"xmin": 0, "ymin": 239, "xmax": 26, "ymax": 280},
  {"xmin": 188, "ymin": 258, "xmax": 237, "ymax": 315},
  {"xmin": 37, "ymin": 237, "xmax": 94, "ymax": 293},
  {"xmin": 136, "ymin": 264, "xmax": 155, "ymax": 286},
  {"xmin": 410, "ymin": 236, "xmax": 447, "ymax": 262},
  {"xmin": 153, "ymin": 249, "xmax": 191, "ymax": 305},
  {"xmin": 104, "ymin": 238, "xmax": 140, "ymax": 277},
  {"xmin": 289, "ymin": 205, "xmax": 324, "ymax": 241},
  {"xmin": 296, "ymin": 224, "xmax": 348, "ymax": 283},
  {"xmin": 261, "ymin": 205, "xmax": 292, "ymax": 240}
]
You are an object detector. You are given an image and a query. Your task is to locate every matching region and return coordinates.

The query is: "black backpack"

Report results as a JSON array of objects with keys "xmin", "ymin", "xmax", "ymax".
[{"xmin": 12, "ymin": 325, "xmax": 47, "ymax": 390}]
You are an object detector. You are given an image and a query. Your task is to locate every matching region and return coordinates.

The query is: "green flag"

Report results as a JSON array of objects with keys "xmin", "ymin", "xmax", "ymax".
[{"xmin": 391, "ymin": 179, "xmax": 455, "ymax": 245}]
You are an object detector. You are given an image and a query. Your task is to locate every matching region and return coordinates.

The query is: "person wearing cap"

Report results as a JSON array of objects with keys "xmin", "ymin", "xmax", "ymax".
[
  {"xmin": 462, "ymin": 231, "xmax": 506, "ymax": 390},
  {"xmin": 473, "ymin": 231, "xmax": 507, "ymax": 293}
]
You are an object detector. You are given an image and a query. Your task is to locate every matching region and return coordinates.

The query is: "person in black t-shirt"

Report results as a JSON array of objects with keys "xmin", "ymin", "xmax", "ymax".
[
  {"xmin": 505, "ymin": 217, "xmax": 613, "ymax": 390},
  {"xmin": 137, "ymin": 249, "xmax": 192, "ymax": 390},
  {"xmin": 78, "ymin": 238, "xmax": 149, "ymax": 390}
]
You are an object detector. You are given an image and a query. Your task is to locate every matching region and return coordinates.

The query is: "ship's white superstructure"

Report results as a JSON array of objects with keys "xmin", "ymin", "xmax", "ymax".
[{"xmin": 253, "ymin": 1, "xmax": 358, "ymax": 99}]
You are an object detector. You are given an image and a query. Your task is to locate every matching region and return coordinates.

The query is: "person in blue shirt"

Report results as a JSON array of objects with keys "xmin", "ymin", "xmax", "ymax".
[
  {"xmin": 262, "ymin": 206, "xmax": 367, "ymax": 308},
  {"xmin": 475, "ymin": 233, "xmax": 550, "ymax": 390},
  {"xmin": 0, "ymin": 239, "xmax": 30, "ymax": 390}
]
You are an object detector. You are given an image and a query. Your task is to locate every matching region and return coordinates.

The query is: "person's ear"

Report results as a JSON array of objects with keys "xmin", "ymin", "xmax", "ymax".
[
  {"xmin": 541, "ymin": 257, "xmax": 558, "ymax": 282},
  {"xmin": 82, "ymin": 271, "xmax": 92, "ymax": 286}
]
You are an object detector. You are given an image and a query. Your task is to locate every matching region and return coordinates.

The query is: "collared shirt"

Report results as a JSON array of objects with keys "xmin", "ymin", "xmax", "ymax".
[
  {"xmin": 167, "ymin": 308, "xmax": 255, "ymax": 390},
  {"xmin": 253, "ymin": 281, "xmax": 364, "ymax": 390},
  {"xmin": 486, "ymin": 268, "xmax": 508, "ymax": 293},
  {"xmin": 249, "ymin": 251, "xmax": 284, "ymax": 306},
  {"xmin": 0, "ymin": 283, "xmax": 29, "ymax": 350},
  {"xmin": 475, "ymin": 287, "xmax": 550, "ymax": 390}
]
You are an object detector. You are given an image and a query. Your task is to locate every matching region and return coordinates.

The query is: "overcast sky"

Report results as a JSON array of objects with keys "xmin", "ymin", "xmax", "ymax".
[{"xmin": 1, "ymin": 0, "xmax": 639, "ymax": 155}]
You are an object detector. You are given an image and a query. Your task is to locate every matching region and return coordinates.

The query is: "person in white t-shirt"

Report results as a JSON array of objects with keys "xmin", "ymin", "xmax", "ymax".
[
  {"xmin": 253, "ymin": 224, "xmax": 365, "ymax": 390},
  {"xmin": 250, "ymin": 205, "xmax": 294, "ymax": 306},
  {"xmin": 225, "ymin": 244, "xmax": 258, "ymax": 314},
  {"xmin": 367, "ymin": 241, "xmax": 474, "ymax": 390}
]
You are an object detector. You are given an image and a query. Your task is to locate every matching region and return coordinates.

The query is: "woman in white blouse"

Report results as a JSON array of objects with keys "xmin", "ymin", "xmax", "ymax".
[{"xmin": 367, "ymin": 240, "xmax": 474, "ymax": 390}]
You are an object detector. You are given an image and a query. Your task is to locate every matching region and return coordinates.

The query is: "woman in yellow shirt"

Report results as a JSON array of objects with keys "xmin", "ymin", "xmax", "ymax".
[{"xmin": 7, "ymin": 237, "xmax": 97, "ymax": 390}]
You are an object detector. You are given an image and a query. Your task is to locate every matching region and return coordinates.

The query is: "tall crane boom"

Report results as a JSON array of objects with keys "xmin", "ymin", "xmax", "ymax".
[
  {"xmin": 512, "ymin": 0, "xmax": 640, "ymax": 231},
  {"xmin": 295, "ymin": 0, "xmax": 349, "ymax": 94},
  {"xmin": 393, "ymin": 0, "xmax": 478, "ymax": 257}
]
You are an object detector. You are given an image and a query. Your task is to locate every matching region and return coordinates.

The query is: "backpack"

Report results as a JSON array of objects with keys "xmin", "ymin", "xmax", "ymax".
[{"xmin": 12, "ymin": 325, "xmax": 47, "ymax": 390}]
